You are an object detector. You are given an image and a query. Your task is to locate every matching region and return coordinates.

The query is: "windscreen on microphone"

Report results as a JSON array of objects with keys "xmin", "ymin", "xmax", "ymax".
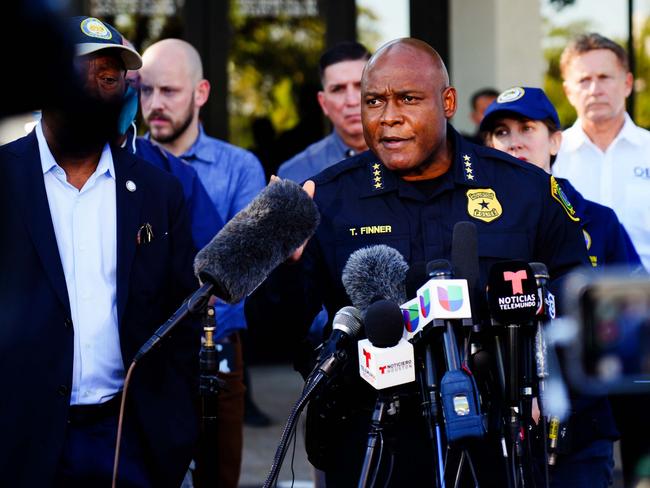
[
  {"xmin": 364, "ymin": 299, "xmax": 404, "ymax": 348},
  {"xmin": 341, "ymin": 245, "xmax": 408, "ymax": 311},
  {"xmin": 451, "ymin": 221, "xmax": 479, "ymax": 275},
  {"xmin": 487, "ymin": 260, "xmax": 539, "ymax": 323},
  {"xmin": 193, "ymin": 179, "xmax": 320, "ymax": 304},
  {"xmin": 331, "ymin": 306, "xmax": 364, "ymax": 338},
  {"xmin": 314, "ymin": 305, "xmax": 364, "ymax": 370},
  {"xmin": 451, "ymin": 221, "xmax": 480, "ymax": 311}
]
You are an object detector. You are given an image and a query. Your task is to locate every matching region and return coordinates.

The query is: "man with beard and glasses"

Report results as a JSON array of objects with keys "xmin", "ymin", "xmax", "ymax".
[
  {"xmin": 139, "ymin": 38, "xmax": 265, "ymax": 488},
  {"xmin": 0, "ymin": 17, "xmax": 200, "ymax": 487}
]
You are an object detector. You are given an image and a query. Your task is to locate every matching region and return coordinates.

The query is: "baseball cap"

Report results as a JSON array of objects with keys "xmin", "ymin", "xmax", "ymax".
[
  {"xmin": 479, "ymin": 87, "xmax": 560, "ymax": 133},
  {"xmin": 67, "ymin": 16, "xmax": 142, "ymax": 70}
]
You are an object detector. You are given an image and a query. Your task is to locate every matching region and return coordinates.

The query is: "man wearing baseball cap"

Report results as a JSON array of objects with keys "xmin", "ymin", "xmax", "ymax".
[{"xmin": 0, "ymin": 17, "xmax": 200, "ymax": 487}]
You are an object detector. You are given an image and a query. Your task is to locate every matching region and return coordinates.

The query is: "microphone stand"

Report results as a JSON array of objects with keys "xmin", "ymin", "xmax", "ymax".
[
  {"xmin": 506, "ymin": 323, "xmax": 527, "ymax": 487},
  {"xmin": 358, "ymin": 390, "xmax": 400, "ymax": 488},
  {"xmin": 416, "ymin": 341, "xmax": 445, "ymax": 488},
  {"xmin": 194, "ymin": 305, "xmax": 226, "ymax": 488},
  {"xmin": 263, "ymin": 351, "xmax": 348, "ymax": 488}
]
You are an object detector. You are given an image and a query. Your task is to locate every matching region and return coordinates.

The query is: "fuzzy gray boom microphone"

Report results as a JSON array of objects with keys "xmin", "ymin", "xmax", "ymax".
[
  {"xmin": 194, "ymin": 178, "xmax": 320, "ymax": 304},
  {"xmin": 134, "ymin": 179, "xmax": 319, "ymax": 362},
  {"xmin": 341, "ymin": 245, "xmax": 409, "ymax": 312}
]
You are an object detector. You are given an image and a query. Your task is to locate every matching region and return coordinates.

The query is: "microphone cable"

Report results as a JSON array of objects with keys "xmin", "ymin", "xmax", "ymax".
[{"xmin": 111, "ymin": 360, "xmax": 137, "ymax": 488}]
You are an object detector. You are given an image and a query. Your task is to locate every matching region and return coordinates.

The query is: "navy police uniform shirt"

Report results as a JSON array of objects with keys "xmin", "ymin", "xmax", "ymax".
[
  {"xmin": 299, "ymin": 126, "xmax": 589, "ymax": 325},
  {"xmin": 556, "ymin": 177, "xmax": 643, "ymax": 269},
  {"xmin": 248, "ymin": 127, "xmax": 616, "ymax": 484}
]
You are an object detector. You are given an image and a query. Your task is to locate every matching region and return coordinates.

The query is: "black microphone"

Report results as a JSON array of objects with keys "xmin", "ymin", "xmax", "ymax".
[
  {"xmin": 487, "ymin": 260, "xmax": 540, "ymax": 325},
  {"xmin": 341, "ymin": 245, "xmax": 408, "ymax": 312},
  {"xmin": 487, "ymin": 260, "xmax": 540, "ymax": 474},
  {"xmin": 309, "ymin": 306, "xmax": 364, "ymax": 382},
  {"xmin": 135, "ymin": 179, "xmax": 320, "ymax": 361},
  {"xmin": 451, "ymin": 221, "xmax": 480, "ymax": 328},
  {"xmin": 530, "ymin": 262, "xmax": 552, "ymax": 380},
  {"xmin": 357, "ymin": 299, "xmax": 415, "ymax": 488}
]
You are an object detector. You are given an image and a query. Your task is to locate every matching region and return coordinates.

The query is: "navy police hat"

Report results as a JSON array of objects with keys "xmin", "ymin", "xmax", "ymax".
[
  {"xmin": 67, "ymin": 16, "xmax": 142, "ymax": 70},
  {"xmin": 479, "ymin": 87, "xmax": 560, "ymax": 133}
]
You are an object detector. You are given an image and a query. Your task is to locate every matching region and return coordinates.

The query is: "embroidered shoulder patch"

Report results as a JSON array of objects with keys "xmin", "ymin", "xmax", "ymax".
[{"xmin": 550, "ymin": 176, "xmax": 580, "ymax": 222}]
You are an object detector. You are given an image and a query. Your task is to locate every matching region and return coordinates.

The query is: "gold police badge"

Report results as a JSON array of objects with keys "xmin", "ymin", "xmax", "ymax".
[{"xmin": 466, "ymin": 188, "xmax": 502, "ymax": 223}]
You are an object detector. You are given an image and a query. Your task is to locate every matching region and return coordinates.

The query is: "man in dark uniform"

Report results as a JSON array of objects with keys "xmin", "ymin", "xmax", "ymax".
[{"xmin": 249, "ymin": 38, "xmax": 615, "ymax": 486}]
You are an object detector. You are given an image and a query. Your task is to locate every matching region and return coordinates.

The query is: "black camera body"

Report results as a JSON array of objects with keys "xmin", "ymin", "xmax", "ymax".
[{"xmin": 562, "ymin": 268, "xmax": 650, "ymax": 395}]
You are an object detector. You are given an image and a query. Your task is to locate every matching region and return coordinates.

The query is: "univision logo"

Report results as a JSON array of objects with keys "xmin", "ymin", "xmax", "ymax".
[
  {"xmin": 436, "ymin": 285, "xmax": 464, "ymax": 312},
  {"xmin": 402, "ymin": 303, "xmax": 419, "ymax": 332},
  {"xmin": 419, "ymin": 289, "xmax": 431, "ymax": 318}
]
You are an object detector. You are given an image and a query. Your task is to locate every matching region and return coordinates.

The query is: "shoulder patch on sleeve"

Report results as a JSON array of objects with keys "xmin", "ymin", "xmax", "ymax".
[{"xmin": 550, "ymin": 176, "xmax": 580, "ymax": 222}]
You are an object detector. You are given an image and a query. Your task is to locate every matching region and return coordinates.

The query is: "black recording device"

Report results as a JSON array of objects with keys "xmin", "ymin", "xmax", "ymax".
[{"xmin": 562, "ymin": 268, "xmax": 650, "ymax": 395}]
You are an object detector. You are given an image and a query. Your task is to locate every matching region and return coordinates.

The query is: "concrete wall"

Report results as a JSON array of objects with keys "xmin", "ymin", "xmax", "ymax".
[{"xmin": 450, "ymin": 0, "xmax": 545, "ymax": 135}]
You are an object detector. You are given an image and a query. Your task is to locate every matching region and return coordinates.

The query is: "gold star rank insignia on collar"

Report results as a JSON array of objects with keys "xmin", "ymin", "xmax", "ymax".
[
  {"xmin": 466, "ymin": 188, "xmax": 502, "ymax": 223},
  {"xmin": 462, "ymin": 154, "xmax": 475, "ymax": 182},
  {"xmin": 370, "ymin": 161, "xmax": 384, "ymax": 190}
]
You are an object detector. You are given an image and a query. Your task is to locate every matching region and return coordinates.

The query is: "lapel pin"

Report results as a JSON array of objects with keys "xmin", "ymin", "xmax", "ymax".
[{"xmin": 126, "ymin": 180, "xmax": 137, "ymax": 192}]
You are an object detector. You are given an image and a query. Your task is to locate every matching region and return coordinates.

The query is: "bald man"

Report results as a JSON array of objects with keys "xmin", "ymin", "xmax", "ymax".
[
  {"xmin": 247, "ymin": 38, "xmax": 609, "ymax": 486},
  {"xmin": 139, "ymin": 39, "xmax": 265, "ymax": 488}
]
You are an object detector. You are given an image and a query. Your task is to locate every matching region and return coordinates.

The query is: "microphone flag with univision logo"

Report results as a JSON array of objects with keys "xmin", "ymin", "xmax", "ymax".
[
  {"xmin": 487, "ymin": 260, "xmax": 540, "ymax": 324},
  {"xmin": 416, "ymin": 279, "xmax": 472, "ymax": 329}
]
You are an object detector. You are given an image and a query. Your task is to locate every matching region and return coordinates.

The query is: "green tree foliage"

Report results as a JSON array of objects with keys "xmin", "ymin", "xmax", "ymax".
[
  {"xmin": 634, "ymin": 16, "xmax": 650, "ymax": 128},
  {"xmin": 543, "ymin": 20, "xmax": 591, "ymax": 128},
  {"xmin": 228, "ymin": 3, "xmax": 325, "ymax": 147}
]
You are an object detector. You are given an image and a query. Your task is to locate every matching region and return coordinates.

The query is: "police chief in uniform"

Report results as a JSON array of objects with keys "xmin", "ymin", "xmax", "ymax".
[{"xmin": 248, "ymin": 38, "xmax": 616, "ymax": 487}]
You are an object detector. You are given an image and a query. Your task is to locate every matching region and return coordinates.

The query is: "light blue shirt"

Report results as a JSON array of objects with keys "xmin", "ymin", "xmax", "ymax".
[
  {"xmin": 176, "ymin": 125, "xmax": 266, "ymax": 340},
  {"xmin": 36, "ymin": 123, "xmax": 123, "ymax": 405},
  {"xmin": 278, "ymin": 131, "xmax": 353, "ymax": 183}
]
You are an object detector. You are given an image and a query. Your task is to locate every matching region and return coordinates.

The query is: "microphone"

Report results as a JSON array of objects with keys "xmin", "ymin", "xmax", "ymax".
[
  {"xmin": 487, "ymin": 261, "xmax": 540, "ymax": 472},
  {"xmin": 308, "ymin": 306, "xmax": 364, "ymax": 383},
  {"xmin": 135, "ymin": 179, "xmax": 320, "ymax": 361},
  {"xmin": 194, "ymin": 178, "xmax": 320, "ymax": 304},
  {"xmin": 530, "ymin": 262, "xmax": 552, "ymax": 380},
  {"xmin": 487, "ymin": 260, "xmax": 539, "ymax": 325},
  {"xmin": 358, "ymin": 300, "xmax": 416, "ymax": 390},
  {"xmin": 341, "ymin": 245, "xmax": 408, "ymax": 312},
  {"xmin": 451, "ymin": 221, "xmax": 480, "ymax": 328},
  {"xmin": 356, "ymin": 299, "xmax": 415, "ymax": 488}
]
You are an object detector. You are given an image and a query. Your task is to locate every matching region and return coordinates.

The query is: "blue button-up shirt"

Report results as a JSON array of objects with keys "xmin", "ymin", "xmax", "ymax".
[
  {"xmin": 178, "ymin": 125, "xmax": 266, "ymax": 340},
  {"xmin": 278, "ymin": 131, "xmax": 353, "ymax": 183}
]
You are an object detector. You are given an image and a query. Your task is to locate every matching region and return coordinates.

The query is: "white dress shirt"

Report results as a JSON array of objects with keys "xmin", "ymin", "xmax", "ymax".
[
  {"xmin": 553, "ymin": 114, "xmax": 650, "ymax": 270},
  {"xmin": 36, "ymin": 122, "xmax": 124, "ymax": 405}
]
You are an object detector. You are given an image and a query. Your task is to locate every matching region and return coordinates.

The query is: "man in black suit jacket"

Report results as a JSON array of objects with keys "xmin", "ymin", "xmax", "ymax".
[{"xmin": 0, "ymin": 17, "xmax": 200, "ymax": 487}]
